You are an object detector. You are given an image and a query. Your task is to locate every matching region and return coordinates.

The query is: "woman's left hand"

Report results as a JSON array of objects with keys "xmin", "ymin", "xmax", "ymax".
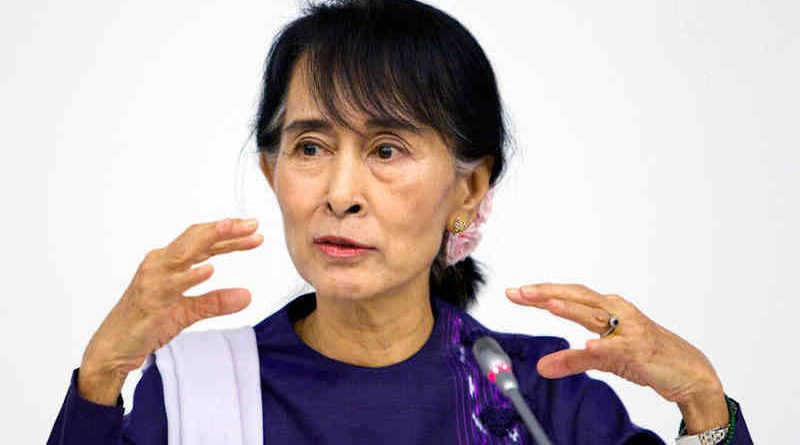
[{"xmin": 505, "ymin": 282, "xmax": 729, "ymax": 433}]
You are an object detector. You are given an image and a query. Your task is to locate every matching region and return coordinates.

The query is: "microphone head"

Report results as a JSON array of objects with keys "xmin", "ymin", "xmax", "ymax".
[{"xmin": 472, "ymin": 335, "xmax": 518, "ymax": 393}]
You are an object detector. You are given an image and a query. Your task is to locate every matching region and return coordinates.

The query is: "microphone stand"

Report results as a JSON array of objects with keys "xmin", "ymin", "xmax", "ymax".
[
  {"xmin": 472, "ymin": 336, "xmax": 552, "ymax": 445},
  {"xmin": 505, "ymin": 386, "xmax": 552, "ymax": 445}
]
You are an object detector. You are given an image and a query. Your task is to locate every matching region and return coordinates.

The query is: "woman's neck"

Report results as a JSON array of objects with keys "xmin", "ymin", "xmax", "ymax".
[{"xmin": 293, "ymin": 285, "xmax": 435, "ymax": 368}]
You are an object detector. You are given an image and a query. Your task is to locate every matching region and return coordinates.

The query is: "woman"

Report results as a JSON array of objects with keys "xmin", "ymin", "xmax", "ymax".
[{"xmin": 48, "ymin": 0, "xmax": 754, "ymax": 443}]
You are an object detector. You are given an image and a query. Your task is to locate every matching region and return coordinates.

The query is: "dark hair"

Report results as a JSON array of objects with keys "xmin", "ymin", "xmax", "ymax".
[{"xmin": 249, "ymin": 0, "xmax": 515, "ymax": 311}]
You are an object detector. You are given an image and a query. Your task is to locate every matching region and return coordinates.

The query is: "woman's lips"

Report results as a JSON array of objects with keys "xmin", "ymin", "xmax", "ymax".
[
  {"xmin": 315, "ymin": 242, "xmax": 373, "ymax": 258},
  {"xmin": 313, "ymin": 235, "xmax": 373, "ymax": 249}
]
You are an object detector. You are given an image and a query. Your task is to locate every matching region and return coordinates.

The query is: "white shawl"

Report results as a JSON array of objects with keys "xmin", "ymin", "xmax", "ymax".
[{"xmin": 142, "ymin": 325, "xmax": 263, "ymax": 445}]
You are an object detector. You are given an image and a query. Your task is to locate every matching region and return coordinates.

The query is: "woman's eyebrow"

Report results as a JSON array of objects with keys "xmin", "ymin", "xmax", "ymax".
[
  {"xmin": 282, "ymin": 118, "xmax": 331, "ymax": 136},
  {"xmin": 282, "ymin": 117, "xmax": 425, "ymax": 137}
]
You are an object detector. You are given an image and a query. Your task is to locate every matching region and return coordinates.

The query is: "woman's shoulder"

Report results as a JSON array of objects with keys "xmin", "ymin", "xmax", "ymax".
[
  {"xmin": 251, "ymin": 293, "xmax": 313, "ymax": 347},
  {"xmin": 435, "ymin": 296, "xmax": 570, "ymax": 360},
  {"xmin": 493, "ymin": 331, "xmax": 571, "ymax": 361}
]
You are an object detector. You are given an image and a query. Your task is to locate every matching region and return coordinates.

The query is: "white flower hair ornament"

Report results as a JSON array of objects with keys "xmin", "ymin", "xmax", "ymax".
[{"xmin": 444, "ymin": 187, "xmax": 495, "ymax": 267}]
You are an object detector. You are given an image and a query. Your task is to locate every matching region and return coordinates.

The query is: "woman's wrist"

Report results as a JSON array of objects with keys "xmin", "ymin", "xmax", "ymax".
[
  {"xmin": 77, "ymin": 362, "xmax": 128, "ymax": 407},
  {"xmin": 677, "ymin": 387, "xmax": 729, "ymax": 434}
]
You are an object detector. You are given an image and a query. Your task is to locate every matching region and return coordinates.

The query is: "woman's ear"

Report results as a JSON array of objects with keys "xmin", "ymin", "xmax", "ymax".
[
  {"xmin": 456, "ymin": 155, "xmax": 494, "ymax": 216},
  {"xmin": 259, "ymin": 153, "xmax": 276, "ymax": 190}
]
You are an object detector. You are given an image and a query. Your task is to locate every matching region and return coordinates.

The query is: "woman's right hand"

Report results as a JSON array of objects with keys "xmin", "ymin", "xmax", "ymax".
[{"xmin": 77, "ymin": 217, "xmax": 263, "ymax": 405}]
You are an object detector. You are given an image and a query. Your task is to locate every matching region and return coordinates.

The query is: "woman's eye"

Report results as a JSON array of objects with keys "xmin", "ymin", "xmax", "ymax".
[
  {"xmin": 294, "ymin": 142, "xmax": 322, "ymax": 157},
  {"xmin": 291, "ymin": 141, "xmax": 404, "ymax": 161},
  {"xmin": 373, "ymin": 143, "xmax": 403, "ymax": 160}
]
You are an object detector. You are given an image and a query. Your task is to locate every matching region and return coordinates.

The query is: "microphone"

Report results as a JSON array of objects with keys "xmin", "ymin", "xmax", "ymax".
[{"xmin": 472, "ymin": 336, "xmax": 552, "ymax": 445}]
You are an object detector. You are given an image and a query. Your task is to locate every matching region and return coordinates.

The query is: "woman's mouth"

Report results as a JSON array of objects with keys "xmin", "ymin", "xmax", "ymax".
[{"xmin": 313, "ymin": 235, "xmax": 375, "ymax": 259}]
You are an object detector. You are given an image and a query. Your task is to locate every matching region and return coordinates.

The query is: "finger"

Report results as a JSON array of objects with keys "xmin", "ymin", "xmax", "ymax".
[
  {"xmin": 507, "ymin": 289, "xmax": 611, "ymax": 335},
  {"xmin": 180, "ymin": 288, "xmax": 252, "ymax": 325},
  {"xmin": 162, "ymin": 218, "xmax": 259, "ymax": 271},
  {"xmin": 169, "ymin": 263, "xmax": 216, "ymax": 294},
  {"xmin": 537, "ymin": 348, "xmax": 605, "ymax": 379},
  {"xmin": 195, "ymin": 233, "xmax": 264, "ymax": 263},
  {"xmin": 506, "ymin": 288, "xmax": 559, "ymax": 310},
  {"xmin": 544, "ymin": 299, "xmax": 611, "ymax": 334},
  {"xmin": 537, "ymin": 337, "xmax": 622, "ymax": 378},
  {"xmin": 516, "ymin": 283, "xmax": 608, "ymax": 309}
]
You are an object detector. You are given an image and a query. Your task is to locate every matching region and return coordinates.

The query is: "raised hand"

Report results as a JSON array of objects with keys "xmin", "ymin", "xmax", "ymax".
[
  {"xmin": 78, "ymin": 218, "xmax": 263, "ymax": 406},
  {"xmin": 505, "ymin": 282, "xmax": 730, "ymax": 434}
]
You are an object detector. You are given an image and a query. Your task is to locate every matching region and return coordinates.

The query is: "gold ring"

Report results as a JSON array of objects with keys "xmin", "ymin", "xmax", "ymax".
[{"xmin": 600, "ymin": 314, "xmax": 619, "ymax": 338}]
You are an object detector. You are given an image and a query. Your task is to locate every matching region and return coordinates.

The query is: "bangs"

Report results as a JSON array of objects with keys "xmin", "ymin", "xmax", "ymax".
[{"xmin": 292, "ymin": 1, "xmax": 466, "ymax": 148}]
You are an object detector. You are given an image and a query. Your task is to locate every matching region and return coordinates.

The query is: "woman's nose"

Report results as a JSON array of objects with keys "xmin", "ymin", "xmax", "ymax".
[{"xmin": 326, "ymin": 152, "xmax": 365, "ymax": 217}]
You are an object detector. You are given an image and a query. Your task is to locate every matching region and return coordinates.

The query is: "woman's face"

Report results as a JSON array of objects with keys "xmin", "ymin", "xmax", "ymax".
[{"xmin": 260, "ymin": 59, "xmax": 489, "ymax": 302}]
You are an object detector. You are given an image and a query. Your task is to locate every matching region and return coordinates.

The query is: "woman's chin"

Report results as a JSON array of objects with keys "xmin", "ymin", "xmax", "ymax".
[{"xmin": 310, "ymin": 275, "xmax": 381, "ymax": 301}]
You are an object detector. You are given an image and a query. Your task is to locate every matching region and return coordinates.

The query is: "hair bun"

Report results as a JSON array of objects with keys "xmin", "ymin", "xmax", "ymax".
[{"xmin": 431, "ymin": 254, "xmax": 486, "ymax": 311}]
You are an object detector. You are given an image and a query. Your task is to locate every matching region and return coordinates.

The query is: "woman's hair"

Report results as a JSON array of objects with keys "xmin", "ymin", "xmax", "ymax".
[{"xmin": 251, "ymin": 0, "xmax": 515, "ymax": 311}]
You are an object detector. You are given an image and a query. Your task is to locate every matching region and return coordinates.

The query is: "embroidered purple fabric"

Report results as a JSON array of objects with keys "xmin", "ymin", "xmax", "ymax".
[{"xmin": 47, "ymin": 292, "xmax": 753, "ymax": 444}]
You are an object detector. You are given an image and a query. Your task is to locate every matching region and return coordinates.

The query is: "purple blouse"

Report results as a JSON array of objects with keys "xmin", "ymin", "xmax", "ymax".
[{"xmin": 47, "ymin": 291, "xmax": 753, "ymax": 444}]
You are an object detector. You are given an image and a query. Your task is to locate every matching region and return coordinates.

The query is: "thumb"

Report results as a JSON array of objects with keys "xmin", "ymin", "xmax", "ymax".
[
  {"xmin": 536, "ymin": 349, "xmax": 599, "ymax": 379},
  {"xmin": 181, "ymin": 288, "xmax": 252, "ymax": 325}
]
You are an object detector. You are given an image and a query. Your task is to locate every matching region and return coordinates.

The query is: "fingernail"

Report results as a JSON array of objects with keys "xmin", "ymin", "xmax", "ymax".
[
  {"xmin": 505, "ymin": 288, "xmax": 521, "ymax": 298},
  {"xmin": 244, "ymin": 218, "xmax": 258, "ymax": 228},
  {"xmin": 520, "ymin": 285, "xmax": 538, "ymax": 297}
]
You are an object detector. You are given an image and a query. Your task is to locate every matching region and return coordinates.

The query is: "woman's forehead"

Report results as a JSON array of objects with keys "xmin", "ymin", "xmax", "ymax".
[{"xmin": 282, "ymin": 54, "xmax": 433, "ymax": 139}]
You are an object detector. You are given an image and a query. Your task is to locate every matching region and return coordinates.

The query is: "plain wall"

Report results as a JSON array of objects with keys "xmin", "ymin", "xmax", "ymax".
[{"xmin": 1, "ymin": 0, "xmax": 797, "ymax": 442}]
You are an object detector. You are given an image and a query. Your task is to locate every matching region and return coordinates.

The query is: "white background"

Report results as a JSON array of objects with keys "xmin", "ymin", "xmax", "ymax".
[{"xmin": 1, "ymin": 0, "xmax": 796, "ymax": 443}]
